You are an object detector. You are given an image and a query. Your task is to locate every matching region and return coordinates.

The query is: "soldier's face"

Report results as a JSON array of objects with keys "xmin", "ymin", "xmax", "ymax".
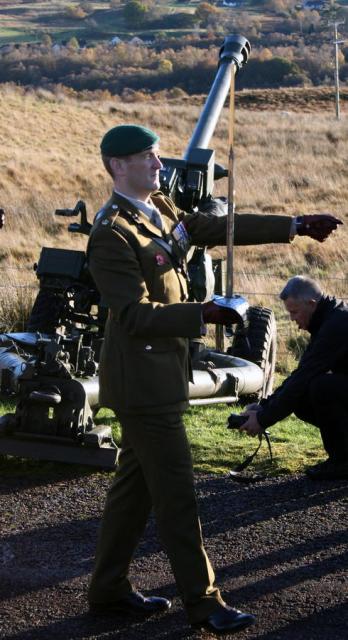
[
  {"xmin": 115, "ymin": 145, "xmax": 163, "ymax": 200},
  {"xmin": 284, "ymin": 297, "xmax": 317, "ymax": 331}
]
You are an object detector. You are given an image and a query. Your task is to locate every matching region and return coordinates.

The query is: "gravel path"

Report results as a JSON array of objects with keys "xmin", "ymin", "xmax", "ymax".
[{"xmin": 0, "ymin": 469, "xmax": 347, "ymax": 640}]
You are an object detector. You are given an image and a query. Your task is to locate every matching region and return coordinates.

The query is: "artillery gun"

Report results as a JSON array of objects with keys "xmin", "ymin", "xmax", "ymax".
[{"xmin": 0, "ymin": 34, "xmax": 277, "ymax": 468}]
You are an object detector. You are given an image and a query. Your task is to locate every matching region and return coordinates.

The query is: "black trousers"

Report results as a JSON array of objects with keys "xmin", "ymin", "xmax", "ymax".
[{"xmin": 293, "ymin": 373, "xmax": 348, "ymax": 462}]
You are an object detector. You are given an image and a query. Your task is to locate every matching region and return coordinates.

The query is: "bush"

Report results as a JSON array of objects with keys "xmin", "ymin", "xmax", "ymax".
[
  {"xmin": 123, "ymin": 0, "xmax": 149, "ymax": 27},
  {"xmin": 195, "ymin": 2, "xmax": 221, "ymax": 28},
  {"xmin": 64, "ymin": 4, "xmax": 87, "ymax": 20},
  {"xmin": 158, "ymin": 59, "xmax": 173, "ymax": 73},
  {"xmin": 240, "ymin": 57, "xmax": 302, "ymax": 89}
]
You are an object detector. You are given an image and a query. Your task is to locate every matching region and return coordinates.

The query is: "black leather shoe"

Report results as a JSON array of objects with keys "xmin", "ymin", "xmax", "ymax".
[
  {"xmin": 306, "ymin": 458, "xmax": 348, "ymax": 480},
  {"xmin": 194, "ymin": 605, "xmax": 256, "ymax": 634},
  {"xmin": 89, "ymin": 590, "xmax": 171, "ymax": 617}
]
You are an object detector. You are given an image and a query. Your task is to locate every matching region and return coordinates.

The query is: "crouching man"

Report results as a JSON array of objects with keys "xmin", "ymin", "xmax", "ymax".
[{"xmin": 240, "ymin": 275, "xmax": 348, "ymax": 480}]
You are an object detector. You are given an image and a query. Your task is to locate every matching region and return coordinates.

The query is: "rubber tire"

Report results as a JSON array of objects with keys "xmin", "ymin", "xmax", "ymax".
[{"xmin": 230, "ymin": 306, "xmax": 277, "ymax": 403}]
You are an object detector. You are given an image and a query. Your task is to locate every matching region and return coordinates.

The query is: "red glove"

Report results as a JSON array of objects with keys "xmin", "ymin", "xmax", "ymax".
[
  {"xmin": 296, "ymin": 214, "xmax": 342, "ymax": 242},
  {"xmin": 202, "ymin": 300, "xmax": 243, "ymax": 325}
]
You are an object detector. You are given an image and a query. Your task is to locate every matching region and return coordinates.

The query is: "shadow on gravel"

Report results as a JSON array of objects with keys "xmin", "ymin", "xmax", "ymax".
[
  {"xmin": 1, "ymin": 520, "xmax": 346, "ymax": 602},
  {"xmin": 1, "ymin": 609, "xmax": 194, "ymax": 640},
  {"xmin": 0, "ymin": 518, "xmax": 99, "ymax": 600},
  {"xmin": 3, "ymin": 602, "xmax": 347, "ymax": 640},
  {"xmin": 0, "ymin": 464, "xmax": 103, "ymax": 495},
  {"xmin": 253, "ymin": 601, "xmax": 348, "ymax": 640},
  {"xmin": 223, "ymin": 547, "xmax": 348, "ymax": 602},
  {"xmin": 196, "ymin": 475, "xmax": 348, "ymax": 534},
  {"xmin": 218, "ymin": 528, "xmax": 348, "ymax": 579},
  {"xmin": 1, "ymin": 473, "xmax": 347, "ymax": 639}
]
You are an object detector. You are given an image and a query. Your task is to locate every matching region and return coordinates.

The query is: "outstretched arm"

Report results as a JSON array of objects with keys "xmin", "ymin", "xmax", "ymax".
[
  {"xmin": 295, "ymin": 214, "xmax": 343, "ymax": 242},
  {"xmin": 180, "ymin": 200, "xmax": 343, "ymax": 247}
]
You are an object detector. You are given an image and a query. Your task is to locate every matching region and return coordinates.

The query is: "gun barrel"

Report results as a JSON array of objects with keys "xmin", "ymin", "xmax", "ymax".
[{"xmin": 184, "ymin": 34, "xmax": 250, "ymax": 158}]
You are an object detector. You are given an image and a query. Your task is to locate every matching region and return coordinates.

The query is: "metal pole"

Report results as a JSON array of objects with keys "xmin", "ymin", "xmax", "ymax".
[
  {"xmin": 328, "ymin": 20, "xmax": 345, "ymax": 121},
  {"xmin": 226, "ymin": 65, "xmax": 237, "ymax": 299},
  {"xmin": 214, "ymin": 39, "xmax": 250, "ymax": 349}
]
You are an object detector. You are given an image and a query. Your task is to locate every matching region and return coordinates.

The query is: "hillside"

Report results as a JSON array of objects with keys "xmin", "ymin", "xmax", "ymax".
[
  {"xmin": 0, "ymin": 1, "xmax": 347, "ymax": 93},
  {"xmin": 0, "ymin": 1, "xmax": 346, "ymax": 46}
]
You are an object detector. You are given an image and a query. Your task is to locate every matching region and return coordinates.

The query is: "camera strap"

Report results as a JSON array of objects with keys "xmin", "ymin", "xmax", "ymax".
[{"xmin": 228, "ymin": 430, "xmax": 273, "ymax": 484}]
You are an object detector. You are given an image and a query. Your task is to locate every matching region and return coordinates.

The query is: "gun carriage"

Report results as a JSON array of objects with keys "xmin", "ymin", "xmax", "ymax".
[{"xmin": 0, "ymin": 35, "xmax": 277, "ymax": 468}]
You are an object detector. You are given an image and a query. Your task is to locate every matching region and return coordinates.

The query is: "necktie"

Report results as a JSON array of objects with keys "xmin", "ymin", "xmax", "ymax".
[{"xmin": 150, "ymin": 208, "xmax": 163, "ymax": 230}]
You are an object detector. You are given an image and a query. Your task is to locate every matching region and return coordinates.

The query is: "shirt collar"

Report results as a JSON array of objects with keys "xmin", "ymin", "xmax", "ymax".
[{"xmin": 114, "ymin": 190, "xmax": 154, "ymax": 220}]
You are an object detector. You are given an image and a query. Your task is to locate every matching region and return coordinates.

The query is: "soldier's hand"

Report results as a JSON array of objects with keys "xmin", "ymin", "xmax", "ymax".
[
  {"xmin": 198, "ymin": 196, "xmax": 227, "ymax": 218},
  {"xmin": 296, "ymin": 214, "xmax": 343, "ymax": 242},
  {"xmin": 202, "ymin": 300, "xmax": 243, "ymax": 325}
]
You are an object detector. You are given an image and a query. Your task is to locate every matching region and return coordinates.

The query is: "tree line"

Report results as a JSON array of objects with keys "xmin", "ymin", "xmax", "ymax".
[{"xmin": 0, "ymin": 38, "xmax": 347, "ymax": 94}]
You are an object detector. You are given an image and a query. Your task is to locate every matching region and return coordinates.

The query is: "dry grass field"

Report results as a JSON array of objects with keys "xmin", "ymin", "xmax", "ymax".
[{"xmin": 0, "ymin": 84, "xmax": 347, "ymax": 355}]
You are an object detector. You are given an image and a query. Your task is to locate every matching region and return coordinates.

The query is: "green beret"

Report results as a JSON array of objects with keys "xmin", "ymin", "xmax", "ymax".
[{"xmin": 100, "ymin": 124, "xmax": 159, "ymax": 157}]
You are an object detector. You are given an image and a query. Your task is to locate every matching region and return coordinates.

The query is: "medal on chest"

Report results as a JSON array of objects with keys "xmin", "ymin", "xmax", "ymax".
[{"xmin": 171, "ymin": 221, "xmax": 190, "ymax": 256}]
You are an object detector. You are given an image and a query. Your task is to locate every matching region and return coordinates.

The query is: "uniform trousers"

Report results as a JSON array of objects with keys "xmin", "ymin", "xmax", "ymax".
[
  {"xmin": 293, "ymin": 372, "xmax": 348, "ymax": 461},
  {"xmin": 88, "ymin": 411, "xmax": 224, "ymax": 623}
]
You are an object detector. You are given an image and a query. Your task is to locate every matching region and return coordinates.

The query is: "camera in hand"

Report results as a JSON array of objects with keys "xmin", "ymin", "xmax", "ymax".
[{"xmin": 227, "ymin": 414, "xmax": 248, "ymax": 429}]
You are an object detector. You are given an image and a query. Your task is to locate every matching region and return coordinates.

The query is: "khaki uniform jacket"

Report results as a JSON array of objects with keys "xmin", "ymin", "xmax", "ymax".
[{"xmin": 88, "ymin": 191, "xmax": 292, "ymax": 415}]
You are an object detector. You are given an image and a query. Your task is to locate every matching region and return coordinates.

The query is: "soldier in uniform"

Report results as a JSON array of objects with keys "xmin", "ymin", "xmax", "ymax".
[{"xmin": 87, "ymin": 124, "xmax": 341, "ymax": 634}]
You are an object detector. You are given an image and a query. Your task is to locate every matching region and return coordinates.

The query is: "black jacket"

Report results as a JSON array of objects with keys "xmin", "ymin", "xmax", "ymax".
[{"xmin": 258, "ymin": 296, "xmax": 348, "ymax": 428}]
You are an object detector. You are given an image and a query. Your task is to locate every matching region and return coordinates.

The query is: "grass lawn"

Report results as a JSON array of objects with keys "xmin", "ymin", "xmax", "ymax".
[
  {"xmin": 0, "ymin": 28, "xmax": 32, "ymax": 43},
  {"xmin": 105, "ymin": 403, "xmax": 324, "ymax": 477},
  {"xmin": 0, "ymin": 400, "xmax": 324, "ymax": 478},
  {"xmin": 186, "ymin": 404, "xmax": 323, "ymax": 476}
]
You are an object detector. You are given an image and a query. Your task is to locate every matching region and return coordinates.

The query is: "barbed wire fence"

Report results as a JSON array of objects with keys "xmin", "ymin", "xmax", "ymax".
[{"xmin": 0, "ymin": 267, "xmax": 347, "ymax": 373}]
